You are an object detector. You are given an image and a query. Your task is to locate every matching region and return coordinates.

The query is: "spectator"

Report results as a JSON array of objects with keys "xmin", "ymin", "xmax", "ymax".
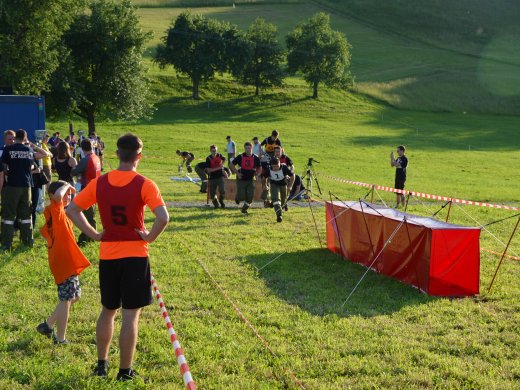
[
  {"xmin": 54, "ymin": 141, "xmax": 77, "ymax": 186},
  {"xmin": 1, "ymin": 129, "xmax": 35, "ymax": 250},
  {"xmin": 226, "ymin": 136, "xmax": 236, "ymax": 167},
  {"xmin": 67, "ymin": 133, "xmax": 169, "ymax": 381},
  {"xmin": 71, "ymin": 139, "xmax": 101, "ymax": 245},
  {"xmin": 37, "ymin": 180, "xmax": 91, "ymax": 345}
]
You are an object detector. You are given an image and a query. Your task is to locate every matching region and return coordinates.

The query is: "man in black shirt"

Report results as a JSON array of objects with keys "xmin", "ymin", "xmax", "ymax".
[
  {"xmin": 176, "ymin": 150, "xmax": 195, "ymax": 173},
  {"xmin": 264, "ymin": 157, "xmax": 294, "ymax": 222},
  {"xmin": 1, "ymin": 129, "xmax": 36, "ymax": 249},
  {"xmin": 390, "ymin": 145, "xmax": 409, "ymax": 208},
  {"xmin": 205, "ymin": 145, "xmax": 227, "ymax": 208},
  {"xmin": 230, "ymin": 142, "xmax": 261, "ymax": 214},
  {"xmin": 261, "ymin": 130, "xmax": 282, "ymax": 158}
]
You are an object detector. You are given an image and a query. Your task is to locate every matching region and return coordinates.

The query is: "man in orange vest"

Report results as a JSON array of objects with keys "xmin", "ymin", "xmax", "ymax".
[
  {"xmin": 71, "ymin": 139, "xmax": 101, "ymax": 245},
  {"xmin": 67, "ymin": 133, "xmax": 169, "ymax": 381}
]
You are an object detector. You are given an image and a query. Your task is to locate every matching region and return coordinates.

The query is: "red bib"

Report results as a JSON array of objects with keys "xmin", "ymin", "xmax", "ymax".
[
  {"xmin": 209, "ymin": 154, "xmax": 223, "ymax": 169},
  {"xmin": 97, "ymin": 173, "xmax": 146, "ymax": 242},
  {"xmin": 240, "ymin": 155, "xmax": 255, "ymax": 170},
  {"xmin": 82, "ymin": 154, "xmax": 101, "ymax": 188}
]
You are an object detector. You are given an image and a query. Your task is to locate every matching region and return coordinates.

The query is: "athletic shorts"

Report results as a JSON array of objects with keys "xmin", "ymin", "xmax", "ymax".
[
  {"xmin": 395, "ymin": 178, "xmax": 406, "ymax": 190},
  {"xmin": 57, "ymin": 275, "xmax": 81, "ymax": 302},
  {"xmin": 99, "ymin": 257, "xmax": 152, "ymax": 310}
]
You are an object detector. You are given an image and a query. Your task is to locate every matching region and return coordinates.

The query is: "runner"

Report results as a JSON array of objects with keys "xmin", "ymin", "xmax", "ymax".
[
  {"xmin": 263, "ymin": 157, "xmax": 294, "ymax": 222},
  {"xmin": 205, "ymin": 145, "xmax": 227, "ymax": 209},
  {"xmin": 230, "ymin": 142, "xmax": 261, "ymax": 214}
]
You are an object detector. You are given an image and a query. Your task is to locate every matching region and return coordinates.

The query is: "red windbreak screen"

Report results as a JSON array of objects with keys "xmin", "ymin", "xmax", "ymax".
[{"xmin": 326, "ymin": 201, "xmax": 480, "ymax": 296}]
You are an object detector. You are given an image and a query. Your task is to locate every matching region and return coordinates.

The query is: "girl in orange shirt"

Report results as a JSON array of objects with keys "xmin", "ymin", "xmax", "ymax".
[{"xmin": 37, "ymin": 181, "xmax": 91, "ymax": 344}]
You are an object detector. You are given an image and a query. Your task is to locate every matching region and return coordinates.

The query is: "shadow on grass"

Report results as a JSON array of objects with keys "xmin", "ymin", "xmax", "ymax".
[
  {"xmin": 247, "ymin": 248, "xmax": 435, "ymax": 318},
  {"xmin": 141, "ymin": 92, "xmax": 313, "ymax": 126}
]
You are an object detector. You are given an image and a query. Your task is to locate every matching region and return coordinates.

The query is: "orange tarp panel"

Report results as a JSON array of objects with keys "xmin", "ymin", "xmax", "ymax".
[{"xmin": 326, "ymin": 201, "xmax": 480, "ymax": 296}]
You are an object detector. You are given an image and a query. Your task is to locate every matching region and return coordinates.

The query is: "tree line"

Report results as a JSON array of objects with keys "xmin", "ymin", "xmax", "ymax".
[{"xmin": 0, "ymin": 0, "xmax": 352, "ymax": 133}]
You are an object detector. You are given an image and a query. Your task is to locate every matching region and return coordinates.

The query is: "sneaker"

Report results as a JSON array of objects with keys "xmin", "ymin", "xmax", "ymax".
[
  {"xmin": 283, "ymin": 205, "xmax": 288, "ymax": 212},
  {"xmin": 264, "ymin": 200, "xmax": 270, "ymax": 208},
  {"xmin": 199, "ymin": 189, "xmax": 207, "ymax": 193},
  {"xmin": 241, "ymin": 207, "xmax": 249, "ymax": 214},
  {"xmin": 52, "ymin": 334, "xmax": 69, "ymax": 345},
  {"xmin": 93, "ymin": 361, "xmax": 108, "ymax": 378},
  {"xmin": 36, "ymin": 321, "xmax": 53, "ymax": 338},
  {"xmin": 220, "ymin": 202, "xmax": 225, "ymax": 209},
  {"xmin": 277, "ymin": 215, "xmax": 283, "ymax": 223},
  {"xmin": 235, "ymin": 198, "xmax": 240, "ymax": 205},
  {"xmin": 116, "ymin": 369, "xmax": 137, "ymax": 381}
]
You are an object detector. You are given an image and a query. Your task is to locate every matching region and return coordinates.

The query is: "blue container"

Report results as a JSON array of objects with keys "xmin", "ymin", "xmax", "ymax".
[{"xmin": 0, "ymin": 95, "xmax": 46, "ymax": 146}]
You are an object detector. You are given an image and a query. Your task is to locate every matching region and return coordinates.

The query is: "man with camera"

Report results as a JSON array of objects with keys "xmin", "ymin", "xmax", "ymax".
[{"xmin": 390, "ymin": 145, "xmax": 408, "ymax": 208}]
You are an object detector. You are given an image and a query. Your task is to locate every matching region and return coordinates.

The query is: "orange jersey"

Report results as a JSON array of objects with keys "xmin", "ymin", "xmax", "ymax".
[
  {"xmin": 40, "ymin": 200, "xmax": 91, "ymax": 284},
  {"xmin": 73, "ymin": 170, "xmax": 165, "ymax": 259}
]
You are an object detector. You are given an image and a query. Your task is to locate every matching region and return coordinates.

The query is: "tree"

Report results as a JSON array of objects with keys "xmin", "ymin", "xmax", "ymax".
[
  {"xmin": 235, "ymin": 18, "xmax": 284, "ymax": 96},
  {"xmin": 0, "ymin": 0, "xmax": 84, "ymax": 94},
  {"xmin": 50, "ymin": 0, "xmax": 153, "ymax": 133},
  {"xmin": 286, "ymin": 12, "xmax": 352, "ymax": 99},
  {"xmin": 154, "ymin": 12, "xmax": 228, "ymax": 99}
]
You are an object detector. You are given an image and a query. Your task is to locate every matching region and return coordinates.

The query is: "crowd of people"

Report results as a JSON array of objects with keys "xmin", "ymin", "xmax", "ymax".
[
  {"xmin": 1, "ymin": 130, "xmax": 166, "ymax": 381},
  {"xmin": 177, "ymin": 130, "xmax": 309, "ymax": 223},
  {"xmin": 0, "ymin": 129, "xmax": 106, "ymax": 250}
]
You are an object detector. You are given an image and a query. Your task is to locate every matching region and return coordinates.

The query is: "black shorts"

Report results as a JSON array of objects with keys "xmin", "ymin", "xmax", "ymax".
[
  {"xmin": 395, "ymin": 178, "xmax": 406, "ymax": 190},
  {"xmin": 99, "ymin": 257, "xmax": 152, "ymax": 310}
]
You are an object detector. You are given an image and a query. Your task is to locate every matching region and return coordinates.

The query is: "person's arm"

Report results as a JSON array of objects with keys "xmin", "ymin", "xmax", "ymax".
[
  {"xmin": 135, "ymin": 205, "xmax": 169, "ymax": 243},
  {"xmin": 229, "ymin": 157, "xmax": 239, "ymax": 175},
  {"xmin": 66, "ymin": 200, "xmax": 103, "ymax": 241},
  {"xmin": 68, "ymin": 157, "xmax": 78, "ymax": 168},
  {"xmin": 287, "ymin": 173, "xmax": 295, "ymax": 191},
  {"xmin": 51, "ymin": 182, "xmax": 75, "ymax": 204},
  {"xmin": 390, "ymin": 151, "xmax": 399, "ymax": 167},
  {"xmin": 30, "ymin": 142, "xmax": 52, "ymax": 160},
  {"xmin": 71, "ymin": 157, "xmax": 87, "ymax": 176}
]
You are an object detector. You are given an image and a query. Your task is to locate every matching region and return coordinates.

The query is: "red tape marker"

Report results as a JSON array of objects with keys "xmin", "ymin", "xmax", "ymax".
[
  {"xmin": 320, "ymin": 174, "xmax": 520, "ymax": 211},
  {"xmin": 150, "ymin": 274, "xmax": 196, "ymax": 390}
]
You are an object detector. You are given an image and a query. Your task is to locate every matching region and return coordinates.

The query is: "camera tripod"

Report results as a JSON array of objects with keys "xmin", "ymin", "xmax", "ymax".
[{"xmin": 301, "ymin": 157, "xmax": 322, "ymax": 196}]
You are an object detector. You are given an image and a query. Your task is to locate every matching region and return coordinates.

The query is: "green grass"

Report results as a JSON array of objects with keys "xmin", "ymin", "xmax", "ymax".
[
  {"xmin": 1, "ymin": 1, "xmax": 520, "ymax": 388},
  {"xmin": 2, "ymin": 75, "xmax": 520, "ymax": 388}
]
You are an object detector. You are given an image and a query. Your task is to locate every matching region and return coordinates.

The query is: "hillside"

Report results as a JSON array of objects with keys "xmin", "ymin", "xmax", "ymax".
[{"xmin": 135, "ymin": 0, "xmax": 520, "ymax": 114}]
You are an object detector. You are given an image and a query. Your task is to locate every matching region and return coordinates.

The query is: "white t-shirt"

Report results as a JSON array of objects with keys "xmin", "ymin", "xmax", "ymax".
[
  {"xmin": 226, "ymin": 140, "xmax": 236, "ymax": 154},
  {"xmin": 253, "ymin": 143, "xmax": 262, "ymax": 156}
]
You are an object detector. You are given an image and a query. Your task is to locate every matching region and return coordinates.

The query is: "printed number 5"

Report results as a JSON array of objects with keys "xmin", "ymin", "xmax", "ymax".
[{"xmin": 111, "ymin": 206, "xmax": 128, "ymax": 225}]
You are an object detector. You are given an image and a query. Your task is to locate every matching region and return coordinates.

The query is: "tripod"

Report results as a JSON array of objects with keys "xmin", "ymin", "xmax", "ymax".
[{"xmin": 301, "ymin": 158, "xmax": 322, "ymax": 196}]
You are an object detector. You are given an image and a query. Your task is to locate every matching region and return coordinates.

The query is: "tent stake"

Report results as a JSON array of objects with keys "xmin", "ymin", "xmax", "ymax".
[{"xmin": 487, "ymin": 215, "xmax": 520, "ymax": 293}]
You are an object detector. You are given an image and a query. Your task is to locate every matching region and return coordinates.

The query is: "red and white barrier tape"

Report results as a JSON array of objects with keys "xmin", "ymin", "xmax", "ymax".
[
  {"xmin": 320, "ymin": 174, "xmax": 520, "ymax": 211},
  {"xmin": 150, "ymin": 274, "xmax": 196, "ymax": 390},
  {"xmin": 481, "ymin": 248, "xmax": 520, "ymax": 261}
]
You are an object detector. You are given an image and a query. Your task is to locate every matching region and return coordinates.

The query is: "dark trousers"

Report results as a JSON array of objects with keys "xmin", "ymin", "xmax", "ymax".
[
  {"xmin": 2, "ymin": 186, "xmax": 33, "ymax": 247},
  {"xmin": 195, "ymin": 162, "xmax": 208, "ymax": 192},
  {"xmin": 78, "ymin": 205, "xmax": 96, "ymax": 244},
  {"xmin": 209, "ymin": 177, "xmax": 225, "ymax": 206},
  {"xmin": 31, "ymin": 186, "xmax": 42, "ymax": 227},
  {"xmin": 271, "ymin": 183, "xmax": 287, "ymax": 217},
  {"xmin": 236, "ymin": 179, "xmax": 255, "ymax": 208}
]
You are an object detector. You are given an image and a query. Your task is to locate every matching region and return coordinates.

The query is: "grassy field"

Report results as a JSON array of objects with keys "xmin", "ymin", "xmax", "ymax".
[
  {"xmin": 1, "ymin": 1, "xmax": 519, "ymax": 389},
  {"xmin": 137, "ymin": 0, "xmax": 520, "ymax": 114}
]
